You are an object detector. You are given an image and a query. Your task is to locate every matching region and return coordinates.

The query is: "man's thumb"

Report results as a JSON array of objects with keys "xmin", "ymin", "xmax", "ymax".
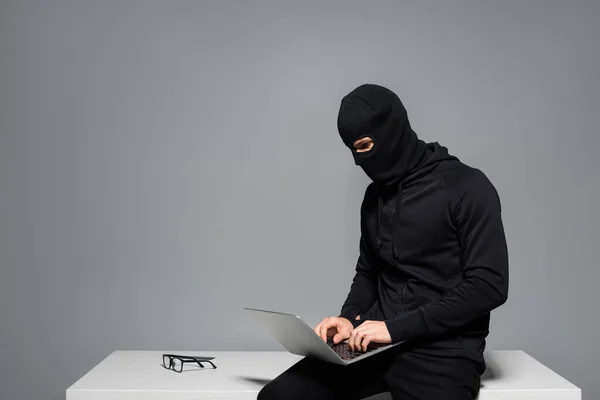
[{"xmin": 332, "ymin": 333, "xmax": 345, "ymax": 344}]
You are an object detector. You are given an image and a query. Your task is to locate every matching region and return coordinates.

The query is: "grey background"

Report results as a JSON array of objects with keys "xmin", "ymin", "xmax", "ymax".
[{"xmin": 1, "ymin": 1, "xmax": 598, "ymax": 399}]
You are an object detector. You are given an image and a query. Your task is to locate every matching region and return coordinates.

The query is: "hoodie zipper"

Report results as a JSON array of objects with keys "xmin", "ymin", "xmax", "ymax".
[
  {"xmin": 400, "ymin": 281, "xmax": 407, "ymax": 311},
  {"xmin": 391, "ymin": 181, "xmax": 403, "ymax": 260}
]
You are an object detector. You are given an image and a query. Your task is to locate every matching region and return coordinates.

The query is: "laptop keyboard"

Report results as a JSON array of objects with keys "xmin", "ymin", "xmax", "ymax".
[{"xmin": 326, "ymin": 338, "xmax": 377, "ymax": 361}]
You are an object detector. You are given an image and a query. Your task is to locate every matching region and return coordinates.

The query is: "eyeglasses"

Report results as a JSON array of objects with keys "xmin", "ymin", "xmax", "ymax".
[{"xmin": 162, "ymin": 354, "xmax": 217, "ymax": 372}]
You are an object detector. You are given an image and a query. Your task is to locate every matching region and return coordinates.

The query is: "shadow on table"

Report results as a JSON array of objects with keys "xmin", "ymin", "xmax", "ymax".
[
  {"xmin": 480, "ymin": 363, "xmax": 499, "ymax": 389},
  {"xmin": 236, "ymin": 376, "xmax": 271, "ymax": 387}
]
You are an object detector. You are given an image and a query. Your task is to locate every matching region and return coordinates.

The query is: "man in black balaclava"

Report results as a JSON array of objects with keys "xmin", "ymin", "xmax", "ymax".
[{"xmin": 258, "ymin": 84, "xmax": 509, "ymax": 400}]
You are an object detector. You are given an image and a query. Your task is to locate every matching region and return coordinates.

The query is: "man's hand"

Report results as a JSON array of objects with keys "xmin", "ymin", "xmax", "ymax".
[
  {"xmin": 313, "ymin": 316, "xmax": 353, "ymax": 344},
  {"xmin": 348, "ymin": 321, "xmax": 392, "ymax": 352}
]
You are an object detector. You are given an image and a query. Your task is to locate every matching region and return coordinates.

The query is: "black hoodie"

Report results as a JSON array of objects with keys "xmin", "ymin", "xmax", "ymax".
[{"xmin": 337, "ymin": 85, "xmax": 509, "ymax": 360}]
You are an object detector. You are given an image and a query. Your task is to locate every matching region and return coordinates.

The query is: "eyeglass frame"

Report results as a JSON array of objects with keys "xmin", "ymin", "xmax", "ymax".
[{"xmin": 162, "ymin": 353, "xmax": 217, "ymax": 372}]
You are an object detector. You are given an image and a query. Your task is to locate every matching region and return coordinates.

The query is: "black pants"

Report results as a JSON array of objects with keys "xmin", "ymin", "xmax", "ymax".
[{"xmin": 257, "ymin": 345, "xmax": 483, "ymax": 400}]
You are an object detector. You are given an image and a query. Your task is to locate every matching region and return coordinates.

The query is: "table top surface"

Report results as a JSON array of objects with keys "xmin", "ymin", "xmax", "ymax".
[{"xmin": 67, "ymin": 350, "xmax": 580, "ymax": 399}]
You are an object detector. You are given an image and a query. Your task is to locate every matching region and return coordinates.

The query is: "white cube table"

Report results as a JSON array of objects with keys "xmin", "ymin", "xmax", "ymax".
[{"xmin": 66, "ymin": 350, "xmax": 581, "ymax": 400}]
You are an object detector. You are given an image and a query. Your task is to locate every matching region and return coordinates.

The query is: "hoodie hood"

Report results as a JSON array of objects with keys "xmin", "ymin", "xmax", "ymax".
[{"xmin": 404, "ymin": 141, "xmax": 459, "ymax": 184}]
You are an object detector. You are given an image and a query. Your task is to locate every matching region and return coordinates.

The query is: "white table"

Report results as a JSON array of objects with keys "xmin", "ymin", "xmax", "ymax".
[{"xmin": 66, "ymin": 351, "xmax": 581, "ymax": 400}]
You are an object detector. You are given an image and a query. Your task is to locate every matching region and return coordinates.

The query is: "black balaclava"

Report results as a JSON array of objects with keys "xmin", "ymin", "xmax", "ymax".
[{"xmin": 337, "ymin": 84, "xmax": 428, "ymax": 185}]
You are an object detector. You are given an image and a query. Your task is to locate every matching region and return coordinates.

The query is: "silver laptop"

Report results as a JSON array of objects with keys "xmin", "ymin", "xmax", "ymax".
[{"xmin": 245, "ymin": 308, "xmax": 403, "ymax": 366}]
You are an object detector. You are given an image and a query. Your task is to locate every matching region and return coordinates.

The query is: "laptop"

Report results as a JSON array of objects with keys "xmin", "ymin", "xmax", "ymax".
[{"xmin": 245, "ymin": 308, "xmax": 403, "ymax": 366}]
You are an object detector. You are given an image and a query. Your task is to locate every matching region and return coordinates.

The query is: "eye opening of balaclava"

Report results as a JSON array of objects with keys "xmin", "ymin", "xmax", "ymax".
[
  {"xmin": 353, "ymin": 135, "xmax": 375, "ymax": 153},
  {"xmin": 337, "ymin": 84, "xmax": 424, "ymax": 185}
]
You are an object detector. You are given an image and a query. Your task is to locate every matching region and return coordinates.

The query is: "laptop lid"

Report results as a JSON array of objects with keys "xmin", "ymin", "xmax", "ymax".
[{"xmin": 245, "ymin": 308, "xmax": 344, "ymax": 364}]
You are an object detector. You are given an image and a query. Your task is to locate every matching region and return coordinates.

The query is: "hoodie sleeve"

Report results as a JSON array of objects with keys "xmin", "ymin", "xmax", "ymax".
[
  {"xmin": 339, "ymin": 187, "xmax": 378, "ymax": 328},
  {"xmin": 385, "ymin": 169, "xmax": 509, "ymax": 343}
]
